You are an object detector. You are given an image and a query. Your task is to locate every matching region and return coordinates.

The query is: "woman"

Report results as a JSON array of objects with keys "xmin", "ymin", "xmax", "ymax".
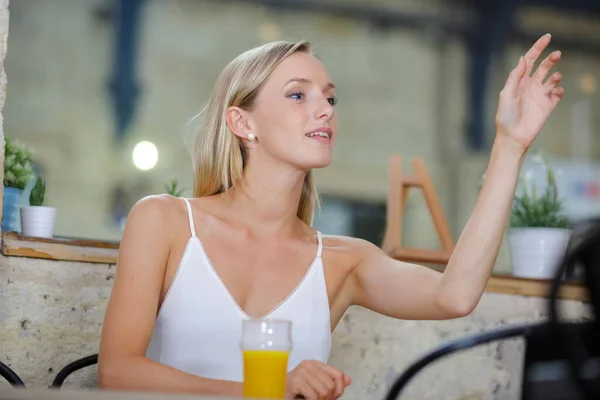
[{"xmin": 98, "ymin": 34, "xmax": 563, "ymax": 399}]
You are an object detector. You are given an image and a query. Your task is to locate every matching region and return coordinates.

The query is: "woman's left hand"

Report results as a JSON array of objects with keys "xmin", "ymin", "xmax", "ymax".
[{"xmin": 495, "ymin": 33, "xmax": 564, "ymax": 153}]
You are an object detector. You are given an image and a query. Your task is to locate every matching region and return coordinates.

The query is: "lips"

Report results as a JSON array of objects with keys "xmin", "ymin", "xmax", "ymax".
[{"xmin": 305, "ymin": 127, "xmax": 332, "ymax": 139}]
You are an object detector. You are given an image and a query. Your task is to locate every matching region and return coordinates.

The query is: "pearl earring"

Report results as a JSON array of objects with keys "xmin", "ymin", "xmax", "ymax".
[{"xmin": 246, "ymin": 132, "xmax": 256, "ymax": 141}]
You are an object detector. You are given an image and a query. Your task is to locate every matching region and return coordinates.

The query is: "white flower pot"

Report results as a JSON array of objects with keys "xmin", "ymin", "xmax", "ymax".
[
  {"xmin": 20, "ymin": 206, "xmax": 56, "ymax": 238},
  {"xmin": 508, "ymin": 227, "xmax": 572, "ymax": 279}
]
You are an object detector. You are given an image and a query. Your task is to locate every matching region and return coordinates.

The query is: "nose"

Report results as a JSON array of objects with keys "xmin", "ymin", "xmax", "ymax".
[{"xmin": 315, "ymin": 95, "xmax": 334, "ymax": 121}]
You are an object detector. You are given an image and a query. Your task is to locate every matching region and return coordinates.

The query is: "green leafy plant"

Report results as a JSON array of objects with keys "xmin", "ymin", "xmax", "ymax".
[
  {"xmin": 29, "ymin": 176, "xmax": 46, "ymax": 206},
  {"xmin": 3, "ymin": 137, "xmax": 35, "ymax": 190},
  {"xmin": 509, "ymin": 155, "xmax": 571, "ymax": 229},
  {"xmin": 165, "ymin": 179, "xmax": 184, "ymax": 197}
]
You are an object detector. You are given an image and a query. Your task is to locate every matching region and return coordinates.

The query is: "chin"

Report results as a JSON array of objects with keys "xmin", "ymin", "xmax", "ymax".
[
  {"xmin": 303, "ymin": 157, "xmax": 332, "ymax": 170},
  {"xmin": 290, "ymin": 151, "xmax": 333, "ymax": 171}
]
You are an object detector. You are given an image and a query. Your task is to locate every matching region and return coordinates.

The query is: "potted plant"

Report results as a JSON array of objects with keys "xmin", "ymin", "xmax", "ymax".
[
  {"xmin": 20, "ymin": 175, "xmax": 56, "ymax": 238},
  {"xmin": 2, "ymin": 137, "xmax": 35, "ymax": 232},
  {"xmin": 507, "ymin": 156, "xmax": 572, "ymax": 279},
  {"xmin": 165, "ymin": 179, "xmax": 185, "ymax": 197}
]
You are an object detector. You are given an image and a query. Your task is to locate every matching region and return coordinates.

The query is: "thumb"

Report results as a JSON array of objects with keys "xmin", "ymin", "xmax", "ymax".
[
  {"xmin": 504, "ymin": 56, "xmax": 527, "ymax": 98},
  {"xmin": 344, "ymin": 375, "xmax": 352, "ymax": 386}
]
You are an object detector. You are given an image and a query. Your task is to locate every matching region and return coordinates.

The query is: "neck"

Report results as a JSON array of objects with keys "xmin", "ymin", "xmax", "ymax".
[{"xmin": 223, "ymin": 158, "xmax": 309, "ymax": 236}]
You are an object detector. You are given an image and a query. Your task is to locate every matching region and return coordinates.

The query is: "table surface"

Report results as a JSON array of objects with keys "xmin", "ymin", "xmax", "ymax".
[{"xmin": 0, "ymin": 388, "xmax": 252, "ymax": 400}]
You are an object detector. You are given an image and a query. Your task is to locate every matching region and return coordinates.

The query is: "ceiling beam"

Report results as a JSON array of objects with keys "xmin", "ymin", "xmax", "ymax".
[
  {"xmin": 217, "ymin": 0, "xmax": 600, "ymax": 53},
  {"xmin": 216, "ymin": 0, "xmax": 472, "ymax": 34}
]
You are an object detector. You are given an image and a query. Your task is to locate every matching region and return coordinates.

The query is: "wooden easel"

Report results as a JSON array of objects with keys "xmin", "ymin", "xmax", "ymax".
[{"xmin": 381, "ymin": 155, "xmax": 455, "ymax": 265}]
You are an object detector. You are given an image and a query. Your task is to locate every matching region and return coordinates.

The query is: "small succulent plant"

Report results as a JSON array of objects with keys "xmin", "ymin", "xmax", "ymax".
[{"xmin": 29, "ymin": 175, "xmax": 46, "ymax": 206}]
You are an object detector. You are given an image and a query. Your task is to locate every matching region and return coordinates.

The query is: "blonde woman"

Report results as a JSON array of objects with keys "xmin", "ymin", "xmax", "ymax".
[{"xmin": 99, "ymin": 34, "xmax": 563, "ymax": 399}]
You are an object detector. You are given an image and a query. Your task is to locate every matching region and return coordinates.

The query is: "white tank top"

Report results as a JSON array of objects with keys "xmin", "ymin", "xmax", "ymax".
[{"xmin": 145, "ymin": 198, "xmax": 332, "ymax": 382}]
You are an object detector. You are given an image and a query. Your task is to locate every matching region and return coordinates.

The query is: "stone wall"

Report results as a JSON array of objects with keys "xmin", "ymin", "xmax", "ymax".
[
  {"xmin": 0, "ymin": 255, "xmax": 112, "ymax": 389},
  {"xmin": 0, "ymin": 254, "xmax": 591, "ymax": 399}
]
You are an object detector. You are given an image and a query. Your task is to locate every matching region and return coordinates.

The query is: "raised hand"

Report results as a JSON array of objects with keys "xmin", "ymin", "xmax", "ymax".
[{"xmin": 495, "ymin": 33, "xmax": 564, "ymax": 152}]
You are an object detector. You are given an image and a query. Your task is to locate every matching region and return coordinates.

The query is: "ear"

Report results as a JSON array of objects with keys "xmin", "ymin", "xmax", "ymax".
[{"xmin": 226, "ymin": 106, "xmax": 254, "ymax": 141}]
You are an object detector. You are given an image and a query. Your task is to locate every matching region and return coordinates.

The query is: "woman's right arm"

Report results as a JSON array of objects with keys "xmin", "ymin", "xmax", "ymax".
[{"xmin": 97, "ymin": 195, "xmax": 243, "ymax": 396}]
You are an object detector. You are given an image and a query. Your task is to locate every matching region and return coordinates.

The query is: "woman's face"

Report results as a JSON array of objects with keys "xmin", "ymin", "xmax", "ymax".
[{"xmin": 246, "ymin": 51, "xmax": 338, "ymax": 170}]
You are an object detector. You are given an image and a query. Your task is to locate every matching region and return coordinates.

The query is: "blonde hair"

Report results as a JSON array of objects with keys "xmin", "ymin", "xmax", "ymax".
[{"xmin": 191, "ymin": 40, "xmax": 320, "ymax": 225}]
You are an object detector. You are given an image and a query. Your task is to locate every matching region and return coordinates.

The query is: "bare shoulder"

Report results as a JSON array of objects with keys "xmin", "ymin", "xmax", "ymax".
[
  {"xmin": 128, "ymin": 194, "xmax": 182, "ymax": 219},
  {"xmin": 121, "ymin": 194, "xmax": 188, "ymax": 244},
  {"xmin": 321, "ymin": 234, "xmax": 383, "ymax": 267},
  {"xmin": 322, "ymin": 234, "xmax": 381, "ymax": 252},
  {"xmin": 128, "ymin": 194, "xmax": 187, "ymax": 225}
]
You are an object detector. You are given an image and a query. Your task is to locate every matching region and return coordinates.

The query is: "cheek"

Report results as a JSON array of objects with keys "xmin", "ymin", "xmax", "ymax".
[
  {"xmin": 259, "ymin": 107, "xmax": 306, "ymax": 139},
  {"xmin": 331, "ymin": 113, "xmax": 339, "ymax": 127},
  {"xmin": 256, "ymin": 120, "xmax": 300, "ymax": 154},
  {"xmin": 256, "ymin": 102, "xmax": 296, "ymax": 130},
  {"xmin": 330, "ymin": 115, "xmax": 339, "ymax": 137}
]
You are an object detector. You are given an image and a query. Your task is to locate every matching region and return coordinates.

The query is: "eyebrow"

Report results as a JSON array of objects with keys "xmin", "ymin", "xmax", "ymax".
[{"xmin": 283, "ymin": 78, "xmax": 336, "ymax": 90}]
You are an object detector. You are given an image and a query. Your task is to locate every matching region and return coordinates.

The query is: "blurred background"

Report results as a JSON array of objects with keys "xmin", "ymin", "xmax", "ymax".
[{"xmin": 3, "ymin": 0, "xmax": 600, "ymax": 274}]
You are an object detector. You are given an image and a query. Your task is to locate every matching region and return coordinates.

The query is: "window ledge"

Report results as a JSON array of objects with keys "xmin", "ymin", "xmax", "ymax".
[
  {"xmin": 1, "ymin": 231, "xmax": 119, "ymax": 264},
  {"xmin": 485, "ymin": 274, "xmax": 587, "ymax": 303},
  {"xmin": 0, "ymin": 232, "xmax": 587, "ymax": 302}
]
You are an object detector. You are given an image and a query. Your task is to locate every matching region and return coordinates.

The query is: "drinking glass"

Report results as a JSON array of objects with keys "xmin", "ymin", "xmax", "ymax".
[{"xmin": 241, "ymin": 319, "xmax": 292, "ymax": 399}]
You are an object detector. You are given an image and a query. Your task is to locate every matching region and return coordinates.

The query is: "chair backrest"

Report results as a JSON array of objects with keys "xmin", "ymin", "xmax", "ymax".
[
  {"xmin": 522, "ymin": 322, "xmax": 599, "ymax": 400},
  {"xmin": 51, "ymin": 354, "xmax": 98, "ymax": 388},
  {"xmin": 385, "ymin": 322, "xmax": 599, "ymax": 400},
  {"xmin": 0, "ymin": 361, "xmax": 25, "ymax": 387},
  {"xmin": 384, "ymin": 323, "xmax": 538, "ymax": 400}
]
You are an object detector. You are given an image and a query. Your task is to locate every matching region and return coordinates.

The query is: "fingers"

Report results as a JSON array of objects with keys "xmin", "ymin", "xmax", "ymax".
[
  {"xmin": 502, "ymin": 34, "xmax": 560, "ymax": 100},
  {"xmin": 543, "ymin": 70, "xmax": 564, "ymax": 108},
  {"xmin": 550, "ymin": 86, "xmax": 565, "ymax": 108},
  {"xmin": 291, "ymin": 367, "xmax": 321, "ymax": 400},
  {"xmin": 295, "ymin": 377, "xmax": 319, "ymax": 400},
  {"xmin": 543, "ymin": 71, "xmax": 562, "ymax": 95},
  {"xmin": 313, "ymin": 372, "xmax": 337, "ymax": 399},
  {"xmin": 524, "ymin": 33, "xmax": 552, "ymax": 75},
  {"xmin": 316, "ymin": 363, "xmax": 348, "ymax": 398},
  {"xmin": 501, "ymin": 56, "xmax": 527, "ymax": 99},
  {"xmin": 306, "ymin": 362, "xmax": 336, "ymax": 399},
  {"xmin": 532, "ymin": 50, "xmax": 561, "ymax": 82},
  {"xmin": 288, "ymin": 361, "xmax": 348, "ymax": 400}
]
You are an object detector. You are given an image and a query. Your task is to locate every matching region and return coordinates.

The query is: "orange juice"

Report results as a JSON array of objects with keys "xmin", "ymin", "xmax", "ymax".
[{"xmin": 243, "ymin": 349, "xmax": 289, "ymax": 398}]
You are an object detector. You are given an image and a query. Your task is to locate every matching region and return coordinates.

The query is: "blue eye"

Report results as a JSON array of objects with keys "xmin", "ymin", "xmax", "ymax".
[
  {"xmin": 289, "ymin": 92, "xmax": 304, "ymax": 101},
  {"xmin": 288, "ymin": 91, "xmax": 337, "ymax": 106}
]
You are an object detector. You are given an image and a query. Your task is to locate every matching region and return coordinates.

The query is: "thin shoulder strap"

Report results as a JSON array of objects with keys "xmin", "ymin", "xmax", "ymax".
[
  {"xmin": 182, "ymin": 198, "xmax": 197, "ymax": 238},
  {"xmin": 316, "ymin": 231, "xmax": 323, "ymax": 258}
]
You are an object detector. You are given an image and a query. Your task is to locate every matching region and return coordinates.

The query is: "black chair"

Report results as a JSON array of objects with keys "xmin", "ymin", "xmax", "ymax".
[
  {"xmin": 385, "ymin": 320, "xmax": 599, "ymax": 400},
  {"xmin": 0, "ymin": 361, "xmax": 25, "ymax": 387},
  {"xmin": 50, "ymin": 354, "xmax": 98, "ymax": 388},
  {"xmin": 384, "ymin": 322, "xmax": 537, "ymax": 400}
]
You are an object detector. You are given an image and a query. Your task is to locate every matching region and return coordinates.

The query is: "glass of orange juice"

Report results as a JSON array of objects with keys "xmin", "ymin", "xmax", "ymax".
[{"xmin": 241, "ymin": 319, "xmax": 292, "ymax": 399}]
